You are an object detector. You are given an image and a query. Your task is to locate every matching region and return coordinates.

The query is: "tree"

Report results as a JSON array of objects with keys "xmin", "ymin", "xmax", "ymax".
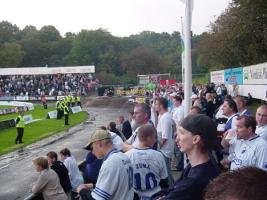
[
  {"xmin": 0, "ymin": 21, "xmax": 19, "ymax": 46},
  {"xmin": 0, "ymin": 42, "xmax": 24, "ymax": 67},
  {"xmin": 121, "ymin": 47, "xmax": 165, "ymax": 76},
  {"xmin": 197, "ymin": 0, "xmax": 267, "ymax": 69},
  {"xmin": 38, "ymin": 25, "xmax": 61, "ymax": 43}
]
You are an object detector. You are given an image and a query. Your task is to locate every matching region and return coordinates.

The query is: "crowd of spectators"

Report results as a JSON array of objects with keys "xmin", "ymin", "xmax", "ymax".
[
  {"xmin": 28, "ymin": 81, "xmax": 267, "ymax": 200},
  {"xmin": 0, "ymin": 73, "xmax": 97, "ymax": 97}
]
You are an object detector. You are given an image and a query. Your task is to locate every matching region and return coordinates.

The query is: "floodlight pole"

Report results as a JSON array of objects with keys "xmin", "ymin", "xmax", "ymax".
[{"xmin": 184, "ymin": 0, "xmax": 192, "ymax": 117}]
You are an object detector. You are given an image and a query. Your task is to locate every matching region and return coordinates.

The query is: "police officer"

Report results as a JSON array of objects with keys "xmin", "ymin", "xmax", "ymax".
[
  {"xmin": 63, "ymin": 104, "xmax": 70, "ymax": 125},
  {"xmin": 60, "ymin": 99, "xmax": 65, "ymax": 119},
  {"xmin": 15, "ymin": 111, "xmax": 25, "ymax": 144},
  {"xmin": 56, "ymin": 99, "xmax": 61, "ymax": 119},
  {"xmin": 76, "ymin": 96, "xmax": 81, "ymax": 107},
  {"xmin": 71, "ymin": 95, "xmax": 76, "ymax": 107}
]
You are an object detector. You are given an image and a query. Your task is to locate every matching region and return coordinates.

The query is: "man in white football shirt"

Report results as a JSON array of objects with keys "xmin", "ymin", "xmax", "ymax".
[
  {"xmin": 155, "ymin": 97, "xmax": 176, "ymax": 185},
  {"xmin": 228, "ymin": 115, "xmax": 267, "ymax": 170},
  {"xmin": 172, "ymin": 95, "xmax": 184, "ymax": 126},
  {"xmin": 255, "ymin": 105, "xmax": 267, "ymax": 142},
  {"xmin": 78, "ymin": 130, "xmax": 134, "ymax": 200},
  {"xmin": 126, "ymin": 124, "xmax": 168, "ymax": 200}
]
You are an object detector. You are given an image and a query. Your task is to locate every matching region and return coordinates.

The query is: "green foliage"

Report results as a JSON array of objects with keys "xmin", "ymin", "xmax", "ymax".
[
  {"xmin": 192, "ymin": 75, "xmax": 209, "ymax": 84},
  {"xmin": 0, "ymin": 42, "xmax": 24, "ymax": 67},
  {"xmin": 0, "ymin": 21, "xmax": 19, "ymax": 45},
  {"xmin": 197, "ymin": 0, "xmax": 267, "ymax": 69}
]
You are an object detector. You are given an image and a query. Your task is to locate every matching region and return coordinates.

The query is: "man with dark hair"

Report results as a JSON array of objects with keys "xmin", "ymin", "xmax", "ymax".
[
  {"xmin": 225, "ymin": 115, "xmax": 267, "ymax": 170},
  {"xmin": 222, "ymin": 99, "xmax": 239, "ymax": 132},
  {"xmin": 172, "ymin": 96, "xmax": 184, "ymax": 125},
  {"xmin": 117, "ymin": 115, "xmax": 132, "ymax": 140},
  {"xmin": 155, "ymin": 97, "xmax": 176, "ymax": 186},
  {"xmin": 205, "ymin": 167, "xmax": 267, "ymax": 200}
]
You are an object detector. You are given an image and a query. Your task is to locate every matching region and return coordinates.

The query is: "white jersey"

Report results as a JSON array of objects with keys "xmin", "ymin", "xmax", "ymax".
[
  {"xmin": 256, "ymin": 124, "xmax": 267, "ymax": 142},
  {"xmin": 127, "ymin": 122, "xmax": 153, "ymax": 148},
  {"xmin": 172, "ymin": 106, "xmax": 184, "ymax": 125},
  {"xmin": 109, "ymin": 131, "xmax": 124, "ymax": 151},
  {"xmin": 127, "ymin": 128, "xmax": 140, "ymax": 148},
  {"xmin": 125, "ymin": 148, "xmax": 168, "ymax": 199},
  {"xmin": 157, "ymin": 112, "xmax": 176, "ymax": 158},
  {"xmin": 229, "ymin": 135, "xmax": 267, "ymax": 171},
  {"xmin": 92, "ymin": 150, "xmax": 134, "ymax": 200},
  {"xmin": 63, "ymin": 156, "xmax": 84, "ymax": 191}
]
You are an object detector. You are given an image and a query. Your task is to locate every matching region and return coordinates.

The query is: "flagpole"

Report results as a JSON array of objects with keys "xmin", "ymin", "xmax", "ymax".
[{"xmin": 184, "ymin": 0, "xmax": 192, "ymax": 116}]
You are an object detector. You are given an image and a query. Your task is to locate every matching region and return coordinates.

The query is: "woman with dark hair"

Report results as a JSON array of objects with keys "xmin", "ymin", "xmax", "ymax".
[
  {"xmin": 153, "ymin": 114, "xmax": 221, "ymax": 200},
  {"xmin": 46, "ymin": 151, "xmax": 72, "ymax": 195}
]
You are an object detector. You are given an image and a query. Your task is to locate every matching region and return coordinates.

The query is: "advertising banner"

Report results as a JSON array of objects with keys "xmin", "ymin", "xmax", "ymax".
[
  {"xmin": 224, "ymin": 67, "xmax": 243, "ymax": 85},
  {"xmin": 0, "ymin": 66, "xmax": 95, "ymax": 75},
  {"xmin": 47, "ymin": 110, "xmax": 57, "ymax": 119},
  {"xmin": 160, "ymin": 79, "xmax": 176, "ymax": 86},
  {"xmin": 0, "ymin": 119, "xmax": 15, "ymax": 131},
  {"xmin": 71, "ymin": 106, "xmax": 82, "ymax": 114},
  {"xmin": 15, "ymin": 96, "xmax": 29, "ymax": 101},
  {"xmin": 243, "ymin": 62, "xmax": 267, "ymax": 85},
  {"xmin": 138, "ymin": 76, "xmax": 150, "ymax": 85},
  {"xmin": 116, "ymin": 88, "xmax": 145, "ymax": 96},
  {"xmin": 210, "ymin": 70, "xmax": 224, "ymax": 84},
  {"xmin": 23, "ymin": 114, "xmax": 33, "ymax": 124}
]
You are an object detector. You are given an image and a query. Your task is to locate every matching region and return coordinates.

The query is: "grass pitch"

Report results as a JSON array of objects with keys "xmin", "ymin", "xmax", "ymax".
[{"xmin": 0, "ymin": 105, "xmax": 88, "ymax": 155}]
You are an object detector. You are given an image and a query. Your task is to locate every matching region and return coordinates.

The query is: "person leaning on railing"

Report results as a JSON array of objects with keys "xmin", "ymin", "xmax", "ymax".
[{"xmin": 31, "ymin": 157, "xmax": 68, "ymax": 200}]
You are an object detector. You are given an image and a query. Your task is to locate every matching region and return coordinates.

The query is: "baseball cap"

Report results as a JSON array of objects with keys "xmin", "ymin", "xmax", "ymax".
[
  {"xmin": 180, "ymin": 114, "xmax": 223, "ymax": 151},
  {"xmin": 84, "ymin": 129, "xmax": 111, "ymax": 150}
]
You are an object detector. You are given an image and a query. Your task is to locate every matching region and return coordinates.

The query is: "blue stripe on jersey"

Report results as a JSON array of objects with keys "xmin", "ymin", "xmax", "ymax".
[
  {"xmin": 134, "ymin": 147, "xmax": 152, "ymax": 150},
  {"xmin": 248, "ymin": 135, "xmax": 260, "ymax": 141},
  {"xmin": 93, "ymin": 190, "xmax": 109, "ymax": 200},
  {"xmin": 103, "ymin": 149, "xmax": 119, "ymax": 161},
  {"xmin": 94, "ymin": 187, "xmax": 111, "ymax": 200}
]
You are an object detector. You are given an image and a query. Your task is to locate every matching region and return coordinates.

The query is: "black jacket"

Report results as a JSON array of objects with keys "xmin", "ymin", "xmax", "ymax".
[
  {"xmin": 51, "ymin": 160, "xmax": 72, "ymax": 193},
  {"xmin": 122, "ymin": 120, "xmax": 132, "ymax": 140}
]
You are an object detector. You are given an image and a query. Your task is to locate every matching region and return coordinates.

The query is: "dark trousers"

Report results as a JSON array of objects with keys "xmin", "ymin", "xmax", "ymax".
[
  {"xmin": 57, "ymin": 109, "xmax": 61, "ymax": 119},
  {"xmin": 79, "ymin": 189, "xmax": 94, "ymax": 200},
  {"xmin": 43, "ymin": 103, "xmax": 47, "ymax": 109},
  {"xmin": 71, "ymin": 191, "xmax": 80, "ymax": 200},
  {"xmin": 65, "ymin": 114, "xmax": 69, "ymax": 125},
  {"xmin": 15, "ymin": 128, "xmax": 24, "ymax": 144}
]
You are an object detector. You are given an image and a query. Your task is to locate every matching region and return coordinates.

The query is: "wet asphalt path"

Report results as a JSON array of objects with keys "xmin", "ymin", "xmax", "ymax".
[{"xmin": 0, "ymin": 107, "xmax": 128, "ymax": 200}]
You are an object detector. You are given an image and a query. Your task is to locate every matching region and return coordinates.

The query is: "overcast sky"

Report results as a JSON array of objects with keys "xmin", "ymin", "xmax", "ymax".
[{"xmin": 0, "ymin": 0, "xmax": 231, "ymax": 37}]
